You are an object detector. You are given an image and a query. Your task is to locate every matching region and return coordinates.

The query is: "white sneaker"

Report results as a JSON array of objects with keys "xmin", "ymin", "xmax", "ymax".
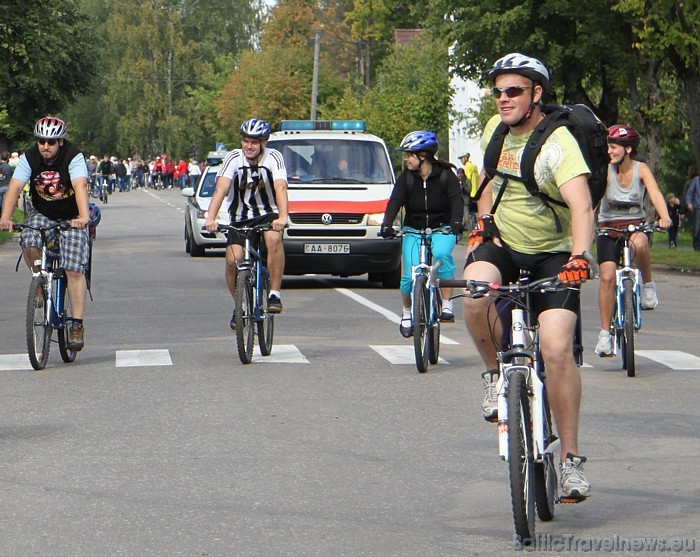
[
  {"xmin": 594, "ymin": 329, "xmax": 613, "ymax": 357},
  {"xmin": 481, "ymin": 370, "xmax": 498, "ymax": 422},
  {"xmin": 559, "ymin": 453, "xmax": 591, "ymax": 503},
  {"xmin": 642, "ymin": 281, "xmax": 658, "ymax": 310}
]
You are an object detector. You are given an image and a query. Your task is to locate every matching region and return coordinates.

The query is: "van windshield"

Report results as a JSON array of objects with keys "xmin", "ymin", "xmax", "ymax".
[{"xmin": 267, "ymin": 138, "xmax": 393, "ymax": 185}]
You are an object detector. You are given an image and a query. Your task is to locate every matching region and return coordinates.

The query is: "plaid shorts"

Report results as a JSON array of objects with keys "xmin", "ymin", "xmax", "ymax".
[{"xmin": 20, "ymin": 209, "xmax": 89, "ymax": 274}]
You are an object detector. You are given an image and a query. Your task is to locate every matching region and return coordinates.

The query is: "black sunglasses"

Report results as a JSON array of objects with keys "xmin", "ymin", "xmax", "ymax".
[
  {"xmin": 37, "ymin": 138, "xmax": 58, "ymax": 146},
  {"xmin": 491, "ymin": 85, "xmax": 532, "ymax": 99}
]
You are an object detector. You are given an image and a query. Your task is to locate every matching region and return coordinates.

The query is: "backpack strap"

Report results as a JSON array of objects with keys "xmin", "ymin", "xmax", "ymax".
[{"xmin": 478, "ymin": 110, "xmax": 570, "ymax": 233}]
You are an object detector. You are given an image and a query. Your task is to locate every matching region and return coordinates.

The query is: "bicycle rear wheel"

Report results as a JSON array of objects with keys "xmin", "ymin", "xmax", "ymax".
[
  {"xmin": 507, "ymin": 370, "xmax": 536, "ymax": 542},
  {"xmin": 412, "ymin": 275, "xmax": 430, "ymax": 373},
  {"xmin": 623, "ymin": 281, "xmax": 636, "ymax": 377},
  {"xmin": 533, "ymin": 388, "xmax": 556, "ymax": 521},
  {"xmin": 26, "ymin": 276, "xmax": 52, "ymax": 370},
  {"xmin": 57, "ymin": 277, "xmax": 77, "ymax": 363},
  {"xmin": 427, "ymin": 289, "xmax": 441, "ymax": 365},
  {"xmin": 257, "ymin": 269, "xmax": 274, "ymax": 356},
  {"xmin": 235, "ymin": 270, "xmax": 255, "ymax": 364}
]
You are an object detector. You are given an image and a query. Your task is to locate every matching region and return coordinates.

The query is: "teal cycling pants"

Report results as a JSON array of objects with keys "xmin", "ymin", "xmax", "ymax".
[{"xmin": 400, "ymin": 227, "xmax": 457, "ymax": 296}]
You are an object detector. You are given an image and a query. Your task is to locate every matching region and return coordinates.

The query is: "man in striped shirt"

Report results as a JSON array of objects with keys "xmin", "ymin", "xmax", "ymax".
[{"xmin": 205, "ymin": 119, "xmax": 289, "ymax": 325}]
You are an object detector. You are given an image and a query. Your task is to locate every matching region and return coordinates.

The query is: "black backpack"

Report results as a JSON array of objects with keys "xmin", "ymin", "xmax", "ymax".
[{"xmin": 479, "ymin": 104, "xmax": 608, "ymax": 232}]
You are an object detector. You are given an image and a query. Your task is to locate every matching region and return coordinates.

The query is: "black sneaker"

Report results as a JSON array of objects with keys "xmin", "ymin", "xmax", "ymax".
[
  {"xmin": 268, "ymin": 294, "xmax": 283, "ymax": 314},
  {"xmin": 230, "ymin": 311, "xmax": 236, "ymax": 330},
  {"xmin": 399, "ymin": 317, "xmax": 413, "ymax": 338}
]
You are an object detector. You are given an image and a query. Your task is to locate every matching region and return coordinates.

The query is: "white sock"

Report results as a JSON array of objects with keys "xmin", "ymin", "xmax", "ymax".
[
  {"xmin": 442, "ymin": 299, "xmax": 453, "ymax": 312},
  {"xmin": 270, "ymin": 290, "xmax": 281, "ymax": 298},
  {"xmin": 402, "ymin": 307, "xmax": 411, "ymax": 319}
]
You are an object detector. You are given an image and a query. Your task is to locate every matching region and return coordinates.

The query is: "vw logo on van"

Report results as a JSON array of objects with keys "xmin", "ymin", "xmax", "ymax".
[{"xmin": 321, "ymin": 213, "xmax": 333, "ymax": 225}]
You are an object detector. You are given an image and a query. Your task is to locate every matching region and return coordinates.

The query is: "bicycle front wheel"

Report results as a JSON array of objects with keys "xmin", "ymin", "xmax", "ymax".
[
  {"xmin": 508, "ymin": 370, "xmax": 536, "ymax": 542},
  {"xmin": 623, "ymin": 281, "xmax": 636, "ymax": 377},
  {"xmin": 427, "ymin": 289, "xmax": 441, "ymax": 365},
  {"xmin": 533, "ymin": 389, "xmax": 556, "ymax": 522},
  {"xmin": 235, "ymin": 270, "xmax": 255, "ymax": 364},
  {"xmin": 26, "ymin": 276, "xmax": 52, "ymax": 370},
  {"xmin": 412, "ymin": 275, "xmax": 430, "ymax": 373},
  {"xmin": 257, "ymin": 270, "xmax": 274, "ymax": 356},
  {"xmin": 57, "ymin": 277, "xmax": 77, "ymax": 363}
]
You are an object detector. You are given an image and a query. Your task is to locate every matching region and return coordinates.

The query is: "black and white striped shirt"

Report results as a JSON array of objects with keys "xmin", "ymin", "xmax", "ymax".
[{"xmin": 217, "ymin": 148, "xmax": 287, "ymax": 222}]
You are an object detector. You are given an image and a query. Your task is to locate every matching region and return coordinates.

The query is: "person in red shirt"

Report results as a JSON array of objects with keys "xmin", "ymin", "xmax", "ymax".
[{"xmin": 176, "ymin": 158, "xmax": 188, "ymax": 189}]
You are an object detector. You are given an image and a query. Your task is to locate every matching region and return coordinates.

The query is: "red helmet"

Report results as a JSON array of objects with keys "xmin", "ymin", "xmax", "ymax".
[{"xmin": 607, "ymin": 124, "xmax": 641, "ymax": 148}]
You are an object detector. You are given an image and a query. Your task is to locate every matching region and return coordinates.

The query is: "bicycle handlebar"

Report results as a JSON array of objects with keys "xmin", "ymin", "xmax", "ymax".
[
  {"xmin": 215, "ymin": 223, "xmax": 274, "ymax": 234},
  {"xmin": 377, "ymin": 226, "xmax": 456, "ymax": 239},
  {"xmin": 596, "ymin": 222, "xmax": 660, "ymax": 237},
  {"xmin": 12, "ymin": 221, "xmax": 72, "ymax": 233},
  {"xmin": 437, "ymin": 276, "xmax": 567, "ymax": 297}
]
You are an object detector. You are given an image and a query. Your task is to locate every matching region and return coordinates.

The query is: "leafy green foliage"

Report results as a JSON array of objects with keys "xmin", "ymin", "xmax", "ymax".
[{"xmin": 0, "ymin": 0, "xmax": 97, "ymax": 147}]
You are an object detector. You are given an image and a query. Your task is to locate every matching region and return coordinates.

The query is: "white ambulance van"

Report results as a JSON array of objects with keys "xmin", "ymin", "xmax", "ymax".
[{"xmin": 267, "ymin": 120, "xmax": 401, "ymax": 288}]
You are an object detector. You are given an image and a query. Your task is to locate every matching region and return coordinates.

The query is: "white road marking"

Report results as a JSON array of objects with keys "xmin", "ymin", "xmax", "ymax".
[
  {"xmin": 116, "ymin": 349, "xmax": 172, "ymax": 367},
  {"xmin": 334, "ymin": 287, "xmax": 460, "ymax": 345},
  {"xmin": 0, "ymin": 354, "xmax": 32, "ymax": 371},
  {"xmin": 370, "ymin": 345, "xmax": 449, "ymax": 365},
  {"xmin": 636, "ymin": 350, "xmax": 700, "ymax": 370},
  {"xmin": 252, "ymin": 344, "xmax": 309, "ymax": 364}
]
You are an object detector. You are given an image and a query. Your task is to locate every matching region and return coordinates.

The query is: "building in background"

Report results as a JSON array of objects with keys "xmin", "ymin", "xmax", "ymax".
[{"xmin": 449, "ymin": 75, "xmax": 484, "ymax": 173}]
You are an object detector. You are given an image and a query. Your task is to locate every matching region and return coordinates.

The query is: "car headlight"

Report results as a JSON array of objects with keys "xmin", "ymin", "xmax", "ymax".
[
  {"xmin": 368, "ymin": 213, "xmax": 399, "ymax": 226},
  {"xmin": 197, "ymin": 209, "xmax": 207, "ymax": 219}
]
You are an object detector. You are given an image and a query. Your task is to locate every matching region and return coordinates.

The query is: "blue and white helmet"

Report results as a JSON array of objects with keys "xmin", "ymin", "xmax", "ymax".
[
  {"xmin": 488, "ymin": 53, "xmax": 550, "ymax": 89},
  {"xmin": 397, "ymin": 131, "xmax": 438, "ymax": 154},
  {"xmin": 240, "ymin": 119, "xmax": 271, "ymax": 140}
]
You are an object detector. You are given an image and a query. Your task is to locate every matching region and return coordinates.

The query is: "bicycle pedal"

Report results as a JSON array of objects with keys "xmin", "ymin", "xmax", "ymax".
[{"xmin": 558, "ymin": 494, "xmax": 588, "ymax": 504}]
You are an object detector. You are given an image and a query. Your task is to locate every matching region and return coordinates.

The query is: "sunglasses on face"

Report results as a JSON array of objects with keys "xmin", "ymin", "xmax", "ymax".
[
  {"xmin": 491, "ymin": 85, "xmax": 532, "ymax": 99},
  {"xmin": 37, "ymin": 139, "xmax": 58, "ymax": 146}
]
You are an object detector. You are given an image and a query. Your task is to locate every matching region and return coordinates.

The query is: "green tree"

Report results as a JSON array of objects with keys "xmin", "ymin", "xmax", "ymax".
[{"xmin": 0, "ymin": 0, "xmax": 97, "ymax": 150}]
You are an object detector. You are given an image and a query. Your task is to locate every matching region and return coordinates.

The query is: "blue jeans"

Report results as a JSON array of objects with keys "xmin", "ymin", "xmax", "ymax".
[
  {"xmin": 692, "ymin": 208, "xmax": 700, "ymax": 250},
  {"xmin": 399, "ymin": 227, "xmax": 457, "ymax": 296}
]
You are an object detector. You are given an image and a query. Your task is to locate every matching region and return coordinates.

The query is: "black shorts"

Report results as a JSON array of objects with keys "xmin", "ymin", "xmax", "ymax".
[
  {"xmin": 465, "ymin": 240, "xmax": 579, "ymax": 316},
  {"xmin": 226, "ymin": 214, "xmax": 278, "ymax": 247},
  {"xmin": 596, "ymin": 230, "xmax": 652, "ymax": 265}
]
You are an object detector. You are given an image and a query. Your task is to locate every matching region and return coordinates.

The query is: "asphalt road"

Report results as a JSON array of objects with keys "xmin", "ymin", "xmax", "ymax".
[{"xmin": 0, "ymin": 188, "xmax": 698, "ymax": 556}]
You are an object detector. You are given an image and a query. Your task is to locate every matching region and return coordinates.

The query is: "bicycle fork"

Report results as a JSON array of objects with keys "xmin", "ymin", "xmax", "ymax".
[{"xmin": 497, "ymin": 308, "xmax": 554, "ymax": 462}]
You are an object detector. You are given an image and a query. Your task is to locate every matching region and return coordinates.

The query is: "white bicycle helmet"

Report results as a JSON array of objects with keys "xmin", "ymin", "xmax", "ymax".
[
  {"xmin": 240, "ymin": 119, "xmax": 271, "ymax": 140},
  {"xmin": 488, "ymin": 53, "xmax": 550, "ymax": 89},
  {"xmin": 34, "ymin": 116, "xmax": 67, "ymax": 139}
]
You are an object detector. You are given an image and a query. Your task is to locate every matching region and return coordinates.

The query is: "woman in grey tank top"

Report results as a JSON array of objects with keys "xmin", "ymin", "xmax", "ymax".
[{"xmin": 594, "ymin": 125, "xmax": 672, "ymax": 357}]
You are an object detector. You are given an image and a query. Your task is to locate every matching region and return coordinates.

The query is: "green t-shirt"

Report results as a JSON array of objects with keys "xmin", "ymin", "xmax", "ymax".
[{"xmin": 480, "ymin": 114, "xmax": 590, "ymax": 254}]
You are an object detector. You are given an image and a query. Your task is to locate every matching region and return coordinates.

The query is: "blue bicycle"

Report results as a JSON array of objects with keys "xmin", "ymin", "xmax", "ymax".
[
  {"xmin": 394, "ymin": 227, "xmax": 453, "ymax": 373},
  {"xmin": 218, "ymin": 223, "xmax": 275, "ymax": 364},
  {"xmin": 596, "ymin": 222, "xmax": 656, "ymax": 377},
  {"xmin": 13, "ymin": 222, "xmax": 92, "ymax": 370}
]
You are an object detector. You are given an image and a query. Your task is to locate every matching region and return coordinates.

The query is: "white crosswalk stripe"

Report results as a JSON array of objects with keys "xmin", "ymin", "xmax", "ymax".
[
  {"xmin": 116, "ymin": 349, "xmax": 172, "ymax": 367},
  {"xmin": 370, "ymin": 345, "xmax": 449, "ymax": 365},
  {"xmin": 635, "ymin": 350, "xmax": 700, "ymax": 370}
]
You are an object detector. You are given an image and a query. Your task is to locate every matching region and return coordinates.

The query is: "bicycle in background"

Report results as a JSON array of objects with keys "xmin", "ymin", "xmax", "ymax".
[
  {"xmin": 218, "ymin": 223, "xmax": 275, "ymax": 364},
  {"xmin": 596, "ymin": 222, "xmax": 657, "ymax": 377},
  {"xmin": 388, "ymin": 227, "xmax": 453, "ymax": 373}
]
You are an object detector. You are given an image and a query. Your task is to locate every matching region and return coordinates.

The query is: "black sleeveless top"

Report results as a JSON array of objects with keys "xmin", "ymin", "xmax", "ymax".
[{"xmin": 25, "ymin": 141, "xmax": 83, "ymax": 220}]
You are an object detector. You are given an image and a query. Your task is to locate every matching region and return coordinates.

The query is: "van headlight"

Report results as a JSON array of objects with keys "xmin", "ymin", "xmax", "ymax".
[{"xmin": 368, "ymin": 213, "xmax": 400, "ymax": 226}]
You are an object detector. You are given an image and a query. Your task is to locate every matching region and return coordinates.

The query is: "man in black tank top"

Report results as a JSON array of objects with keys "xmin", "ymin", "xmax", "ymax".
[{"xmin": 0, "ymin": 117, "xmax": 91, "ymax": 351}]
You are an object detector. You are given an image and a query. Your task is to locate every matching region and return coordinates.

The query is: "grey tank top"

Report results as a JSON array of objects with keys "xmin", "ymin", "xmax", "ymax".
[{"xmin": 598, "ymin": 161, "xmax": 646, "ymax": 222}]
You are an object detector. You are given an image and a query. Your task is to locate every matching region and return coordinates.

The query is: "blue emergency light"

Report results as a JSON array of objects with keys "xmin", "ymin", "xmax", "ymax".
[{"xmin": 279, "ymin": 120, "xmax": 366, "ymax": 132}]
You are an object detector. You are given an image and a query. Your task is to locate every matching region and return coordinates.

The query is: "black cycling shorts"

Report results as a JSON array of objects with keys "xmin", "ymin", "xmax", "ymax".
[
  {"xmin": 465, "ymin": 240, "xmax": 579, "ymax": 316},
  {"xmin": 226, "ymin": 213, "xmax": 279, "ymax": 247},
  {"xmin": 596, "ymin": 230, "xmax": 651, "ymax": 265}
]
